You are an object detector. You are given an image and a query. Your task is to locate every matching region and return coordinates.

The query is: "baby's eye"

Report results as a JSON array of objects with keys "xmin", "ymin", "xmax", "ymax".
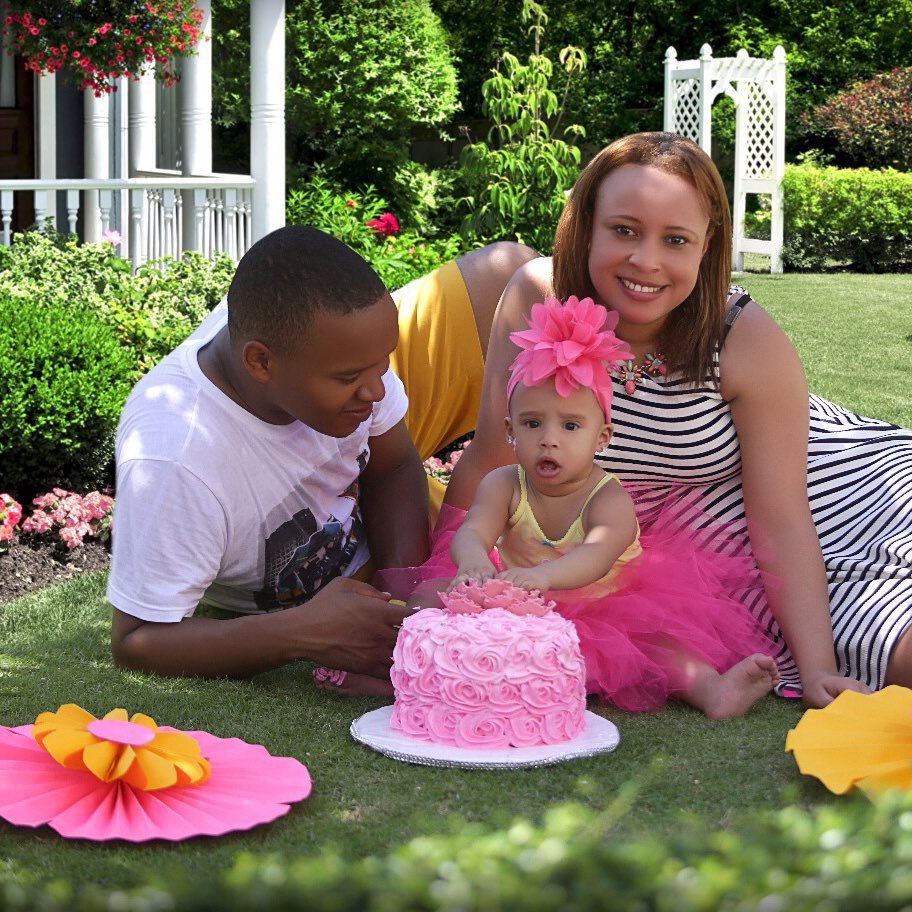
[
  {"xmin": 523, "ymin": 419, "xmax": 540, "ymax": 429},
  {"xmin": 563, "ymin": 421, "xmax": 580, "ymax": 431}
]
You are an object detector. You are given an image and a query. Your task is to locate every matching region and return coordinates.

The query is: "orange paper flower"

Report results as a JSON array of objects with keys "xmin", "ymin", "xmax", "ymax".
[
  {"xmin": 785, "ymin": 686, "xmax": 912, "ymax": 797},
  {"xmin": 33, "ymin": 704, "xmax": 211, "ymax": 791}
]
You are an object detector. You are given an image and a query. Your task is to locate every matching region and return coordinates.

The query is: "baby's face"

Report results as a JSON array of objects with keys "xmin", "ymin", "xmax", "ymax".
[{"xmin": 505, "ymin": 380, "xmax": 611, "ymax": 489}]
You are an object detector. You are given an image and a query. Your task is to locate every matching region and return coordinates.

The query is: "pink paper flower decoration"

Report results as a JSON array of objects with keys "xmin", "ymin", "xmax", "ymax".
[
  {"xmin": 0, "ymin": 706, "xmax": 312, "ymax": 842},
  {"xmin": 507, "ymin": 295, "xmax": 634, "ymax": 420}
]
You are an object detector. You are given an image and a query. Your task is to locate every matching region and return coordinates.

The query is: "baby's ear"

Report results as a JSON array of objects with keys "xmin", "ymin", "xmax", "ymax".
[
  {"xmin": 504, "ymin": 416, "xmax": 515, "ymax": 446},
  {"xmin": 597, "ymin": 423, "xmax": 613, "ymax": 453}
]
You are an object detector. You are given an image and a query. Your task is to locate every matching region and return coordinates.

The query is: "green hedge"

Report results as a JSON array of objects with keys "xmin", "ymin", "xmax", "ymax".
[
  {"xmin": 782, "ymin": 162, "xmax": 912, "ymax": 272},
  {"xmin": 7, "ymin": 793, "xmax": 912, "ymax": 911},
  {"xmin": 0, "ymin": 294, "xmax": 132, "ymax": 501}
]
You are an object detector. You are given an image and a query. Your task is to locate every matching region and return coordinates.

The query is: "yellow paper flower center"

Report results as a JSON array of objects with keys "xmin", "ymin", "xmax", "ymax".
[{"xmin": 33, "ymin": 704, "xmax": 212, "ymax": 791}]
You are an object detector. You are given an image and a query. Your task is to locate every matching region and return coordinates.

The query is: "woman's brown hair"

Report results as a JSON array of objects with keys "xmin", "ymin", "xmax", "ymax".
[{"xmin": 552, "ymin": 132, "xmax": 732, "ymax": 385}]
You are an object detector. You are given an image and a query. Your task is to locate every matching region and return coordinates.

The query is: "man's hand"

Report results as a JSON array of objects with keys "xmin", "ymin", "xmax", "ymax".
[{"xmin": 296, "ymin": 577, "xmax": 411, "ymax": 677}]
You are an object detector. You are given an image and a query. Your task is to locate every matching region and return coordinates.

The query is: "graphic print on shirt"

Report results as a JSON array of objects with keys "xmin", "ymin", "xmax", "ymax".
[{"xmin": 255, "ymin": 454, "xmax": 366, "ymax": 611}]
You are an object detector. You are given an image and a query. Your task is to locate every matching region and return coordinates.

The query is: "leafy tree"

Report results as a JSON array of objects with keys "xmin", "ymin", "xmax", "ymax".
[
  {"xmin": 210, "ymin": 0, "xmax": 458, "ymax": 221},
  {"xmin": 456, "ymin": 0, "xmax": 586, "ymax": 252}
]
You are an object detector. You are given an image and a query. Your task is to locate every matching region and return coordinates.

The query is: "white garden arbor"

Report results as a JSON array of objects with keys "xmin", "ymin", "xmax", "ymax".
[{"xmin": 663, "ymin": 44, "xmax": 786, "ymax": 273}]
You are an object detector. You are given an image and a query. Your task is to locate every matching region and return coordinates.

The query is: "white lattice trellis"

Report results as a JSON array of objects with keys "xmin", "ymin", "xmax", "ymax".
[{"xmin": 664, "ymin": 44, "xmax": 786, "ymax": 273}]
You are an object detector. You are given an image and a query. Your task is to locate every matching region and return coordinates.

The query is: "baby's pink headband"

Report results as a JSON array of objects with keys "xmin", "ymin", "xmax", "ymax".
[{"xmin": 507, "ymin": 295, "xmax": 633, "ymax": 419}]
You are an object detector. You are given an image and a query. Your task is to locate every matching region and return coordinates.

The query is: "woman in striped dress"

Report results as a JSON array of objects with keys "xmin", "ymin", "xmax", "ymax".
[{"xmin": 447, "ymin": 131, "xmax": 909, "ymax": 706}]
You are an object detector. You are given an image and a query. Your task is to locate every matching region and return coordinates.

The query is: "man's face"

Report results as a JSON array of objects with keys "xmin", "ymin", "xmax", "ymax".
[{"xmin": 265, "ymin": 295, "xmax": 400, "ymax": 437}]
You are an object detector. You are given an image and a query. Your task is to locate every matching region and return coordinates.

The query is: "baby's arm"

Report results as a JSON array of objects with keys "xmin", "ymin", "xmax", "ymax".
[
  {"xmin": 450, "ymin": 467, "xmax": 516, "ymax": 587},
  {"xmin": 501, "ymin": 479, "xmax": 638, "ymax": 592}
]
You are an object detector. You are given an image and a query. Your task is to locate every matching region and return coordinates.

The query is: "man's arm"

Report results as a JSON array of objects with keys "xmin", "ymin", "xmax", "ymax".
[
  {"xmin": 359, "ymin": 418, "xmax": 430, "ymax": 570},
  {"xmin": 111, "ymin": 576, "xmax": 410, "ymax": 678}
]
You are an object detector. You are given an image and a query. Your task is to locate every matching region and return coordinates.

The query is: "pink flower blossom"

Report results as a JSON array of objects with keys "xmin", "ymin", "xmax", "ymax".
[{"xmin": 101, "ymin": 228, "xmax": 123, "ymax": 247}]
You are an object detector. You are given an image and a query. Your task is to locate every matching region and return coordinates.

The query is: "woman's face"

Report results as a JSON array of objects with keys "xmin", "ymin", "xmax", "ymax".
[{"xmin": 587, "ymin": 163, "xmax": 711, "ymax": 343}]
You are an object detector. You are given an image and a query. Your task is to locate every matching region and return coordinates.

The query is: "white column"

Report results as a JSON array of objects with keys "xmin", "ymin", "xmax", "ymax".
[
  {"xmin": 83, "ymin": 89, "xmax": 110, "ymax": 242},
  {"xmin": 698, "ymin": 43, "xmax": 713, "ymax": 152},
  {"xmin": 251, "ymin": 0, "xmax": 285, "ymax": 243},
  {"xmin": 181, "ymin": 0, "xmax": 213, "ymax": 251},
  {"xmin": 770, "ymin": 45, "xmax": 787, "ymax": 274},
  {"xmin": 128, "ymin": 68, "xmax": 157, "ymax": 173}
]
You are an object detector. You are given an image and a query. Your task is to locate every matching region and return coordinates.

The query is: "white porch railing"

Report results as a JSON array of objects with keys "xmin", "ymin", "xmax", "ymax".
[{"xmin": 0, "ymin": 174, "xmax": 255, "ymax": 268}]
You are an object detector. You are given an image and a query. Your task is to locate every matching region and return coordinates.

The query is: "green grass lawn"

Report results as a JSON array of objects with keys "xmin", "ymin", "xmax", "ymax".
[{"xmin": 1, "ymin": 271, "xmax": 910, "ymax": 898}]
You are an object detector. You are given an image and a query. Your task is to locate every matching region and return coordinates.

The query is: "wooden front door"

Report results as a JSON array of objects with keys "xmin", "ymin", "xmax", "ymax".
[{"xmin": 0, "ymin": 60, "xmax": 34, "ymax": 231}]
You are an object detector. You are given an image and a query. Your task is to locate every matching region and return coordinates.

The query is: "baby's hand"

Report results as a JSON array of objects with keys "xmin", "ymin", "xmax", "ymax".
[
  {"xmin": 498, "ymin": 567, "xmax": 549, "ymax": 592},
  {"xmin": 449, "ymin": 560, "xmax": 497, "ymax": 590}
]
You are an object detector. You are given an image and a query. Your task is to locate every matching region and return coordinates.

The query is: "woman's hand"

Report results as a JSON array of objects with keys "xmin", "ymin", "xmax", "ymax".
[{"xmin": 800, "ymin": 670, "xmax": 872, "ymax": 708}]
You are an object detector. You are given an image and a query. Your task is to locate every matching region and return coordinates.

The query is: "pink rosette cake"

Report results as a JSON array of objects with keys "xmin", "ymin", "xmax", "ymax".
[{"xmin": 390, "ymin": 579, "xmax": 587, "ymax": 749}]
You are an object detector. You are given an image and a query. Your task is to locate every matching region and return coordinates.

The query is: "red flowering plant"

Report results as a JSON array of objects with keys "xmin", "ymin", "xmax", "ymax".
[{"xmin": 2, "ymin": 0, "xmax": 205, "ymax": 96}]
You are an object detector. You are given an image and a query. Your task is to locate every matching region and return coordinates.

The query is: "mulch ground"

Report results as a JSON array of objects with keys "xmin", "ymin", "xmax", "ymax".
[{"xmin": 0, "ymin": 537, "xmax": 111, "ymax": 606}]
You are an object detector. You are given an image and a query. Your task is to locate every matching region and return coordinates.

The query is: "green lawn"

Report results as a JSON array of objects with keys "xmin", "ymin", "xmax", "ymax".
[{"xmin": 1, "ymin": 272, "xmax": 910, "ymax": 899}]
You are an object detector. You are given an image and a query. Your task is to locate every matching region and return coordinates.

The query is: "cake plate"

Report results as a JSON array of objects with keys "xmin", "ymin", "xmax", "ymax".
[{"xmin": 350, "ymin": 705, "xmax": 620, "ymax": 769}]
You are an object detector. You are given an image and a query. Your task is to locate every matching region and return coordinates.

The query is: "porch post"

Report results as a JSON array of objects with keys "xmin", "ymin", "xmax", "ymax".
[
  {"xmin": 83, "ymin": 90, "xmax": 109, "ymax": 242},
  {"xmin": 128, "ymin": 69, "xmax": 157, "ymax": 174},
  {"xmin": 181, "ymin": 0, "xmax": 213, "ymax": 252},
  {"xmin": 250, "ymin": 0, "xmax": 285, "ymax": 242}
]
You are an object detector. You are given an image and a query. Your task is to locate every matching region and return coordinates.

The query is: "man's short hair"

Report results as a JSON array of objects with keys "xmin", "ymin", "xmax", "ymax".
[{"xmin": 227, "ymin": 225, "xmax": 389, "ymax": 351}]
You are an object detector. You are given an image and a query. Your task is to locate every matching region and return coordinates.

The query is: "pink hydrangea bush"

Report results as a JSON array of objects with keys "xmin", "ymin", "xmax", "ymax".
[
  {"xmin": 0, "ymin": 494, "xmax": 23, "ymax": 549},
  {"xmin": 18, "ymin": 488, "xmax": 114, "ymax": 550},
  {"xmin": 423, "ymin": 438, "xmax": 470, "ymax": 484}
]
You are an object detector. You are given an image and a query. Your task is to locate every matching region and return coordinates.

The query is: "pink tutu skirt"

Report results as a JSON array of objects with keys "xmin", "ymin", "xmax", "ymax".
[{"xmin": 376, "ymin": 503, "xmax": 777, "ymax": 713}]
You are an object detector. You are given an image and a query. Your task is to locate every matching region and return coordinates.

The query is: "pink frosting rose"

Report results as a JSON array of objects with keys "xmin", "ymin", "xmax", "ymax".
[{"xmin": 456, "ymin": 711, "xmax": 512, "ymax": 749}]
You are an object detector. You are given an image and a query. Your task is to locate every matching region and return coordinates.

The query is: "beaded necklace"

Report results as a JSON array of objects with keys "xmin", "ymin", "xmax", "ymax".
[{"xmin": 613, "ymin": 352, "xmax": 667, "ymax": 395}]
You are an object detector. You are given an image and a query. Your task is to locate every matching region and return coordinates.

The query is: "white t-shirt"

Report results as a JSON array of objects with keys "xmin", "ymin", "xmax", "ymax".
[{"xmin": 106, "ymin": 302, "xmax": 408, "ymax": 622}]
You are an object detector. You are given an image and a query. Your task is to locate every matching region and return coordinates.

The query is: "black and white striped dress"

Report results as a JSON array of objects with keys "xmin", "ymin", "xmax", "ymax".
[{"xmin": 596, "ymin": 296, "xmax": 912, "ymax": 693}]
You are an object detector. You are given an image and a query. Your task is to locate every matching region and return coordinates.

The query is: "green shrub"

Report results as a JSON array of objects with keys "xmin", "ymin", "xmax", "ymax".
[
  {"xmin": 782, "ymin": 162, "xmax": 912, "ymax": 271},
  {"xmin": 286, "ymin": 170, "xmax": 468, "ymax": 289},
  {"xmin": 0, "ymin": 294, "xmax": 132, "ymax": 502},
  {"xmin": 9, "ymin": 793, "xmax": 912, "ymax": 910},
  {"xmin": 456, "ymin": 0, "xmax": 586, "ymax": 253},
  {"xmin": 0, "ymin": 230, "xmax": 233, "ymax": 376},
  {"xmin": 804, "ymin": 67, "xmax": 912, "ymax": 171}
]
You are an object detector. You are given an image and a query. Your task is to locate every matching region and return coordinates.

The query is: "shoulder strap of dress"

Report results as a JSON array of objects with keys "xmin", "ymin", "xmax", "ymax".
[
  {"xmin": 724, "ymin": 285, "xmax": 753, "ymax": 340},
  {"xmin": 580, "ymin": 471, "xmax": 615, "ymax": 513}
]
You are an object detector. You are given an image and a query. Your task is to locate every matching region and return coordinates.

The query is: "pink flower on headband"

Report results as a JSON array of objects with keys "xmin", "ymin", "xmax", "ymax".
[{"xmin": 507, "ymin": 296, "xmax": 634, "ymax": 419}]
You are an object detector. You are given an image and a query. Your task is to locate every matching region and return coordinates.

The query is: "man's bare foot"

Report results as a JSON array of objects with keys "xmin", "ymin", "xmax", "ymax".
[
  {"xmin": 313, "ymin": 667, "xmax": 394, "ymax": 697},
  {"xmin": 693, "ymin": 654, "xmax": 779, "ymax": 720}
]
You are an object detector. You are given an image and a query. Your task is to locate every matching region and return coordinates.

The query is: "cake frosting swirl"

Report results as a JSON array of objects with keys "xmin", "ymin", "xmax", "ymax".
[{"xmin": 390, "ymin": 580, "xmax": 587, "ymax": 749}]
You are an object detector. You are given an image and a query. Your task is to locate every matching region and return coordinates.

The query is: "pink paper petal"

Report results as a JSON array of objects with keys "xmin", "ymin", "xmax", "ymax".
[{"xmin": 0, "ymin": 724, "xmax": 311, "ymax": 842}]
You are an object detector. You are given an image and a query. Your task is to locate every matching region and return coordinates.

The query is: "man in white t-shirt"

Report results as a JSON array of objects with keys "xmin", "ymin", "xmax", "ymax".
[{"xmin": 108, "ymin": 226, "xmax": 428, "ymax": 679}]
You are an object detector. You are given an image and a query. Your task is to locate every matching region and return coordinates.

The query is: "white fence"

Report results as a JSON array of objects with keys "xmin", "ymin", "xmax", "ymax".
[{"xmin": 0, "ymin": 175, "xmax": 256, "ymax": 268}]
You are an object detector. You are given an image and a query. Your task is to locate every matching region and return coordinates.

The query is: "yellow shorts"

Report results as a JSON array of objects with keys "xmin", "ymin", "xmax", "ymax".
[{"xmin": 391, "ymin": 260, "xmax": 485, "ymax": 514}]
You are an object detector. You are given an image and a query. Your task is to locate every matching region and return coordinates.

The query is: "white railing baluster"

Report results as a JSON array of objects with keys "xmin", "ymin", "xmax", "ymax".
[
  {"xmin": 33, "ymin": 190, "xmax": 48, "ymax": 229},
  {"xmin": 98, "ymin": 189, "xmax": 113, "ymax": 234},
  {"xmin": 1, "ymin": 191, "xmax": 13, "ymax": 245},
  {"xmin": 66, "ymin": 190, "xmax": 80, "ymax": 235},
  {"xmin": 130, "ymin": 189, "xmax": 145, "ymax": 269}
]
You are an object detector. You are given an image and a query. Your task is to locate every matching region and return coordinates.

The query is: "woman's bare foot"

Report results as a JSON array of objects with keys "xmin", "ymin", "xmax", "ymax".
[
  {"xmin": 313, "ymin": 667, "xmax": 394, "ymax": 697},
  {"xmin": 688, "ymin": 654, "xmax": 779, "ymax": 720}
]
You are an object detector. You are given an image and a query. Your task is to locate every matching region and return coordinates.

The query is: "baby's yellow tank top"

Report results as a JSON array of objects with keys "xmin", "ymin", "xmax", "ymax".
[{"xmin": 497, "ymin": 467, "xmax": 642, "ymax": 596}]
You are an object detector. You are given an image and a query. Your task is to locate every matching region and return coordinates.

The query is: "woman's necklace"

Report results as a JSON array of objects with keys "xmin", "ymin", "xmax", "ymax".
[{"xmin": 613, "ymin": 352, "xmax": 667, "ymax": 395}]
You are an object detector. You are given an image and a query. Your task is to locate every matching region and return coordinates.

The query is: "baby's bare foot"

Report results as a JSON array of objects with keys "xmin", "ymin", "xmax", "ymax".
[
  {"xmin": 701, "ymin": 654, "xmax": 779, "ymax": 720},
  {"xmin": 313, "ymin": 667, "xmax": 394, "ymax": 697}
]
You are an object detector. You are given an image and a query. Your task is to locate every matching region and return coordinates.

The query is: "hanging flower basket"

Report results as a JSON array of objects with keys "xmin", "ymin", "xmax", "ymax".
[{"xmin": 2, "ymin": 1, "xmax": 205, "ymax": 96}]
